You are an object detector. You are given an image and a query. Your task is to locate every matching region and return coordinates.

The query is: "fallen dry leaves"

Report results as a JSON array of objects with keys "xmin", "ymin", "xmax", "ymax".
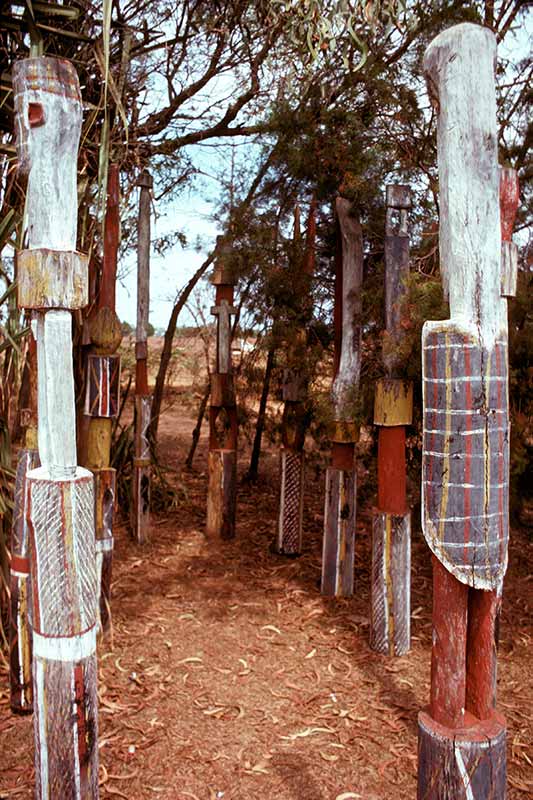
[{"xmin": 0, "ymin": 405, "xmax": 532, "ymax": 799}]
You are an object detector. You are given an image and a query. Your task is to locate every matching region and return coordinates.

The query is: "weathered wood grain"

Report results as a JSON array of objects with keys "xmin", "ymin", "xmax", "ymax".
[
  {"xmin": 206, "ymin": 449, "xmax": 237, "ymax": 540},
  {"xmin": 371, "ymin": 512, "xmax": 410, "ymax": 656},
  {"xmin": 10, "ymin": 447, "xmax": 40, "ymax": 713},
  {"xmin": 133, "ymin": 396, "xmax": 152, "ymax": 544},
  {"xmin": 422, "ymin": 24, "xmax": 508, "ymax": 592},
  {"xmin": 93, "ymin": 468, "xmax": 115, "ymax": 633},
  {"xmin": 17, "ymin": 249, "xmax": 88, "ymax": 309},
  {"xmin": 331, "ymin": 198, "xmax": 363, "ymax": 423},
  {"xmin": 212, "ymin": 300, "xmax": 238, "ymax": 374},
  {"xmin": 321, "ymin": 466, "xmax": 356, "ymax": 597},
  {"xmin": 417, "ymin": 710, "xmax": 506, "ymax": 800},
  {"xmin": 14, "ymin": 54, "xmax": 99, "ymax": 797}
]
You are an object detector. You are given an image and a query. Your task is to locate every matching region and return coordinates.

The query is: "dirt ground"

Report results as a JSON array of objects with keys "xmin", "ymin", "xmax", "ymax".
[{"xmin": 1, "ymin": 384, "xmax": 532, "ymax": 799}]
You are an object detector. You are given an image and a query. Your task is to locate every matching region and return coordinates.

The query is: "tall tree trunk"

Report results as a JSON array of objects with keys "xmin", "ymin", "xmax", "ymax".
[
  {"xmin": 247, "ymin": 346, "xmax": 275, "ymax": 482},
  {"xmin": 185, "ymin": 382, "xmax": 210, "ymax": 469}
]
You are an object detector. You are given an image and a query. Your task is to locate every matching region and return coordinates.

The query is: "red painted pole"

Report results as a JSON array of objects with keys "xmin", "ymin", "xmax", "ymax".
[{"xmin": 371, "ymin": 185, "xmax": 412, "ymax": 656}]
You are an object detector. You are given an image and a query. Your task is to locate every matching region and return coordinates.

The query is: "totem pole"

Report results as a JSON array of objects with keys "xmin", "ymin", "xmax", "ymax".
[
  {"xmin": 418, "ymin": 24, "xmax": 517, "ymax": 797},
  {"xmin": 133, "ymin": 170, "xmax": 152, "ymax": 544},
  {"xmin": 370, "ymin": 185, "xmax": 412, "ymax": 656},
  {"xmin": 9, "ymin": 335, "xmax": 39, "ymax": 713},
  {"xmin": 321, "ymin": 197, "xmax": 363, "ymax": 596},
  {"xmin": 84, "ymin": 164, "xmax": 122, "ymax": 632},
  {"xmin": 206, "ymin": 238, "xmax": 238, "ymax": 539},
  {"xmin": 275, "ymin": 202, "xmax": 316, "ymax": 556},
  {"xmin": 14, "ymin": 56, "xmax": 99, "ymax": 797}
]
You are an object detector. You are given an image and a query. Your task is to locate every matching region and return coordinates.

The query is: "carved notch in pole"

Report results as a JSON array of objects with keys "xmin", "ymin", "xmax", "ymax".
[
  {"xmin": 371, "ymin": 184, "xmax": 412, "ymax": 657},
  {"xmin": 418, "ymin": 24, "xmax": 516, "ymax": 798},
  {"xmin": 207, "ymin": 237, "xmax": 238, "ymax": 539},
  {"xmin": 321, "ymin": 198, "xmax": 363, "ymax": 597},
  {"xmin": 13, "ymin": 56, "xmax": 99, "ymax": 797},
  {"xmin": 133, "ymin": 169, "xmax": 153, "ymax": 544},
  {"xmin": 275, "ymin": 201, "xmax": 316, "ymax": 556}
]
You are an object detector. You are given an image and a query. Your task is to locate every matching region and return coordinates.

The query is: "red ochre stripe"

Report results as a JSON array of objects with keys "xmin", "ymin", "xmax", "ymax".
[
  {"xmin": 100, "ymin": 361, "xmax": 109, "ymax": 416},
  {"xmin": 11, "ymin": 554, "xmax": 30, "ymax": 573},
  {"xmin": 464, "ymin": 346, "xmax": 472, "ymax": 564}
]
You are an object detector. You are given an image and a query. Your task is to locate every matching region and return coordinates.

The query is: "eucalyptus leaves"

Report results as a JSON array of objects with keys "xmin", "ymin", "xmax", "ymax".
[{"xmin": 268, "ymin": 0, "xmax": 411, "ymax": 69}]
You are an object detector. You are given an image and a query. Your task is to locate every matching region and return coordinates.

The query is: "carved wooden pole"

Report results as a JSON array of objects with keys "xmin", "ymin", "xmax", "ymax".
[
  {"xmin": 133, "ymin": 170, "xmax": 152, "ymax": 544},
  {"xmin": 84, "ymin": 164, "xmax": 122, "ymax": 633},
  {"xmin": 206, "ymin": 238, "xmax": 238, "ymax": 539},
  {"xmin": 418, "ymin": 24, "xmax": 517, "ymax": 797},
  {"xmin": 275, "ymin": 202, "xmax": 316, "ymax": 556},
  {"xmin": 370, "ymin": 185, "xmax": 413, "ymax": 656},
  {"xmin": 13, "ymin": 56, "xmax": 99, "ymax": 797},
  {"xmin": 321, "ymin": 198, "xmax": 363, "ymax": 596},
  {"xmin": 9, "ymin": 334, "xmax": 39, "ymax": 713}
]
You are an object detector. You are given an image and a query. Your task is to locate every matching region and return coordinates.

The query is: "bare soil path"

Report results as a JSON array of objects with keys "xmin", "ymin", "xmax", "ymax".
[{"xmin": 1, "ymin": 402, "xmax": 532, "ymax": 799}]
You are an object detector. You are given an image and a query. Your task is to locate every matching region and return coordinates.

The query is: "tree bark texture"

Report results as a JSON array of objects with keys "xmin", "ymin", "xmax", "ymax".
[
  {"xmin": 371, "ymin": 184, "xmax": 412, "ymax": 656},
  {"xmin": 13, "ymin": 56, "xmax": 99, "ymax": 797},
  {"xmin": 419, "ymin": 23, "xmax": 519, "ymax": 798},
  {"xmin": 133, "ymin": 170, "xmax": 153, "ymax": 544},
  {"xmin": 321, "ymin": 199, "xmax": 362, "ymax": 596},
  {"xmin": 248, "ymin": 346, "xmax": 275, "ymax": 482}
]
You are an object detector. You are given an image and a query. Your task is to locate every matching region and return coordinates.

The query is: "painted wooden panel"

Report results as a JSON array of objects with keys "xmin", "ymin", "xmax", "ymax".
[
  {"xmin": 276, "ymin": 449, "xmax": 304, "ymax": 556},
  {"xmin": 84, "ymin": 355, "xmax": 121, "ymax": 418},
  {"xmin": 370, "ymin": 512, "xmax": 410, "ymax": 656}
]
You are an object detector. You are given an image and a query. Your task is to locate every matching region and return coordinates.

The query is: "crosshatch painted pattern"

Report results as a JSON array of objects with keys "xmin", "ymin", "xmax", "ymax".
[{"xmin": 422, "ymin": 328, "xmax": 509, "ymax": 590}]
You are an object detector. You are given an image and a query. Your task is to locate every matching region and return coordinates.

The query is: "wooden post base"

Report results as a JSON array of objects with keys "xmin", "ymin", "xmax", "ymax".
[
  {"xmin": 321, "ymin": 466, "xmax": 356, "ymax": 597},
  {"xmin": 33, "ymin": 647, "xmax": 99, "ymax": 799},
  {"xmin": 275, "ymin": 449, "xmax": 304, "ymax": 556},
  {"xmin": 206, "ymin": 449, "xmax": 236, "ymax": 539},
  {"xmin": 370, "ymin": 511, "xmax": 410, "ymax": 655},
  {"xmin": 417, "ymin": 710, "xmax": 506, "ymax": 799}
]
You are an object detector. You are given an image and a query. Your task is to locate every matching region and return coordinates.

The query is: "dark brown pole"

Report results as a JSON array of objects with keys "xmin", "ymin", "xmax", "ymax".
[
  {"xmin": 84, "ymin": 164, "xmax": 122, "ymax": 633},
  {"xmin": 370, "ymin": 184, "xmax": 412, "ymax": 656},
  {"xmin": 133, "ymin": 169, "xmax": 153, "ymax": 544},
  {"xmin": 206, "ymin": 238, "xmax": 238, "ymax": 539}
]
